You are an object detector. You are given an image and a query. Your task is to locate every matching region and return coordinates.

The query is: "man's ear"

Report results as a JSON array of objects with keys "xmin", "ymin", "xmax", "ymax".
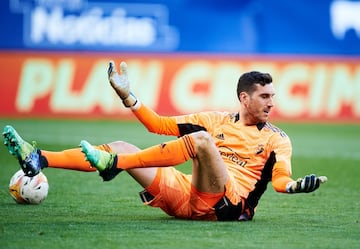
[{"xmin": 239, "ymin": 92, "xmax": 249, "ymax": 105}]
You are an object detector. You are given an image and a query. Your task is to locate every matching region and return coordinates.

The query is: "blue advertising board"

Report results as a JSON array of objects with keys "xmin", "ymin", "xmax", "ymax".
[{"xmin": 0, "ymin": 0, "xmax": 359, "ymax": 55}]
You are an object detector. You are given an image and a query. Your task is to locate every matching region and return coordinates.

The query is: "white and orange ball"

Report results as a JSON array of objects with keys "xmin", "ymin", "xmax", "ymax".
[{"xmin": 9, "ymin": 169, "xmax": 49, "ymax": 204}]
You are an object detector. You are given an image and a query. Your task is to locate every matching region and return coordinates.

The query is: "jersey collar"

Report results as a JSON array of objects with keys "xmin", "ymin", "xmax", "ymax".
[{"xmin": 234, "ymin": 113, "xmax": 266, "ymax": 131}]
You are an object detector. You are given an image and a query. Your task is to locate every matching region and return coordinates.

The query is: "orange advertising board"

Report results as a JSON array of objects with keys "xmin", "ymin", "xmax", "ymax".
[{"xmin": 0, "ymin": 51, "xmax": 359, "ymax": 122}]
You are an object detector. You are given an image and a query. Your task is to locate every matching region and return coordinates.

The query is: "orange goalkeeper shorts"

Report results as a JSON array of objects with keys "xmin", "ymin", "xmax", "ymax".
[{"xmin": 139, "ymin": 167, "xmax": 243, "ymax": 221}]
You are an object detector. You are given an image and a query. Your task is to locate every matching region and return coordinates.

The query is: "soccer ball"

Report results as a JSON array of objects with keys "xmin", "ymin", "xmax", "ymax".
[{"xmin": 9, "ymin": 169, "xmax": 49, "ymax": 204}]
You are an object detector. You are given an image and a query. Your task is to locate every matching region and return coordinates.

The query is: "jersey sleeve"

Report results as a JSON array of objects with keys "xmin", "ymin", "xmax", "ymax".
[
  {"xmin": 271, "ymin": 133, "xmax": 295, "ymax": 193},
  {"xmin": 132, "ymin": 103, "xmax": 180, "ymax": 136},
  {"xmin": 174, "ymin": 112, "xmax": 217, "ymax": 136},
  {"xmin": 132, "ymin": 103, "xmax": 222, "ymax": 137}
]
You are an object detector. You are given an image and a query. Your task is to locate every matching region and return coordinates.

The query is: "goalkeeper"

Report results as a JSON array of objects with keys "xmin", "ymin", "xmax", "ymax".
[{"xmin": 3, "ymin": 60, "xmax": 327, "ymax": 221}]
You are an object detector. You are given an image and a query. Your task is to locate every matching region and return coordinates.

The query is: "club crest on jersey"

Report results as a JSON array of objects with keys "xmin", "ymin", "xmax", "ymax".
[{"xmin": 255, "ymin": 145, "xmax": 264, "ymax": 155}]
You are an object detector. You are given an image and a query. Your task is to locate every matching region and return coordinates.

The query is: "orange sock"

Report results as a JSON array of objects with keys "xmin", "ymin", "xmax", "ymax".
[
  {"xmin": 117, "ymin": 135, "xmax": 196, "ymax": 170},
  {"xmin": 41, "ymin": 144, "xmax": 112, "ymax": 172}
]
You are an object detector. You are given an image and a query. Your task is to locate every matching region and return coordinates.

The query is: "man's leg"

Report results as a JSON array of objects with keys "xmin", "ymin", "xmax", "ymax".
[
  {"xmin": 81, "ymin": 131, "xmax": 229, "ymax": 194},
  {"xmin": 81, "ymin": 131, "xmax": 236, "ymax": 220},
  {"xmin": 107, "ymin": 141, "xmax": 157, "ymax": 188},
  {"xmin": 188, "ymin": 131, "xmax": 229, "ymax": 194},
  {"xmin": 3, "ymin": 125, "xmax": 157, "ymax": 184},
  {"xmin": 46, "ymin": 141, "xmax": 157, "ymax": 187},
  {"xmin": 188, "ymin": 132, "xmax": 245, "ymax": 221},
  {"xmin": 3, "ymin": 124, "xmax": 99, "ymax": 175},
  {"xmin": 111, "ymin": 131, "xmax": 231, "ymax": 220},
  {"xmin": 43, "ymin": 141, "xmax": 157, "ymax": 184}
]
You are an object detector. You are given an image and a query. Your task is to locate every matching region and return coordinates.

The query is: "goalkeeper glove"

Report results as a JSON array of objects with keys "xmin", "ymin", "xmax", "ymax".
[
  {"xmin": 286, "ymin": 174, "xmax": 327, "ymax": 193},
  {"xmin": 108, "ymin": 60, "xmax": 138, "ymax": 108}
]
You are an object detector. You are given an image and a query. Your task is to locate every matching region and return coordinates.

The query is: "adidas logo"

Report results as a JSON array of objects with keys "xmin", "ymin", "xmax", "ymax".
[{"xmin": 215, "ymin": 133, "xmax": 225, "ymax": 140}]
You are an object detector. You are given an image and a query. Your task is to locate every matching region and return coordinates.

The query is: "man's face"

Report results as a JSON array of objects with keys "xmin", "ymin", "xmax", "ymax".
[{"xmin": 241, "ymin": 83, "xmax": 275, "ymax": 124}]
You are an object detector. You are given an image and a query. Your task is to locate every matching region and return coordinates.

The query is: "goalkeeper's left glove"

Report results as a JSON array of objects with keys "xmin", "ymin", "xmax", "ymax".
[{"xmin": 286, "ymin": 174, "xmax": 327, "ymax": 193}]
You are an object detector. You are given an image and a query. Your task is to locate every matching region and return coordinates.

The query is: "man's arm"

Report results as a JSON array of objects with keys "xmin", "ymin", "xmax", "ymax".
[
  {"xmin": 108, "ymin": 60, "xmax": 180, "ymax": 136},
  {"xmin": 271, "ymin": 133, "xmax": 327, "ymax": 194},
  {"xmin": 132, "ymin": 104, "xmax": 180, "ymax": 136},
  {"xmin": 272, "ymin": 162, "xmax": 327, "ymax": 193}
]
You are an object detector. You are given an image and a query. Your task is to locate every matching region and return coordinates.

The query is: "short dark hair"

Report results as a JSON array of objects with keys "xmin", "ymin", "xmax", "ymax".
[{"xmin": 237, "ymin": 71, "xmax": 272, "ymax": 100}]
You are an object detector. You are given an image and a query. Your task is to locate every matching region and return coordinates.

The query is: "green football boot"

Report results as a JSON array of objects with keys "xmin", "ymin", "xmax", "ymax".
[
  {"xmin": 3, "ymin": 125, "xmax": 44, "ymax": 176},
  {"xmin": 79, "ymin": 140, "xmax": 122, "ymax": 181}
]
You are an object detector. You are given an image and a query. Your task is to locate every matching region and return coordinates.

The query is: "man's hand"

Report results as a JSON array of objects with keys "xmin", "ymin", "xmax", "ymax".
[
  {"xmin": 286, "ymin": 174, "xmax": 327, "ymax": 193},
  {"xmin": 108, "ymin": 60, "xmax": 130, "ymax": 100},
  {"xmin": 108, "ymin": 60, "xmax": 139, "ymax": 108}
]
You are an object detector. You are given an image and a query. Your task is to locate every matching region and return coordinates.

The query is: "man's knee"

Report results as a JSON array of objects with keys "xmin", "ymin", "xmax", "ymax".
[
  {"xmin": 191, "ymin": 131, "xmax": 214, "ymax": 150},
  {"xmin": 108, "ymin": 141, "xmax": 140, "ymax": 153}
]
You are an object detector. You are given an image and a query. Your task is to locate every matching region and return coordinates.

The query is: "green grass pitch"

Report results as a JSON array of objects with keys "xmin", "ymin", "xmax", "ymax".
[{"xmin": 0, "ymin": 119, "xmax": 359, "ymax": 249}]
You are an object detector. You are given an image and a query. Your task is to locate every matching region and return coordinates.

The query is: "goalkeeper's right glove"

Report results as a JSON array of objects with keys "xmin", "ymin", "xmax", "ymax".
[
  {"xmin": 286, "ymin": 174, "xmax": 327, "ymax": 193},
  {"xmin": 108, "ymin": 60, "xmax": 138, "ymax": 108}
]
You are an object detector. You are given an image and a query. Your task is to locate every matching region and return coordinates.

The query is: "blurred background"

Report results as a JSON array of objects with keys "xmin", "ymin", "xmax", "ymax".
[{"xmin": 0, "ymin": 0, "xmax": 359, "ymax": 122}]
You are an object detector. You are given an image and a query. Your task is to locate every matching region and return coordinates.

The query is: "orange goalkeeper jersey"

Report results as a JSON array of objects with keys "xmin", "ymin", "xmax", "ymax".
[{"xmin": 133, "ymin": 104, "xmax": 293, "ymax": 201}]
